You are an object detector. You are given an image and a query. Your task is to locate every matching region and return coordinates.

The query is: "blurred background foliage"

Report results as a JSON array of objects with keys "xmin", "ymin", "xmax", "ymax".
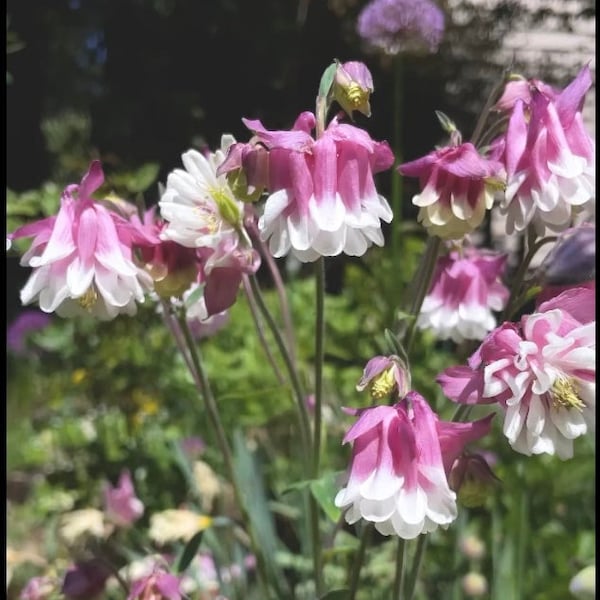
[{"xmin": 6, "ymin": 1, "xmax": 595, "ymax": 599}]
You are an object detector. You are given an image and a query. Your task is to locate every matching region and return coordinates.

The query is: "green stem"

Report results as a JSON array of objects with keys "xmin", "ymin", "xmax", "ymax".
[
  {"xmin": 501, "ymin": 229, "xmax": 557, "ymax": 322},
  {"xmin": 172, "ymin": 307, "xmax": 272, "ymax": 598},
  {"xmin": 470, "ymin": 70, "xmax": 511, "ymax": 147},
  {"xmin": 393, "ymin": 538, "xmax": 407, "ymax": 599},
  {"xmin": 311, "ymin": 256, "xmax": 326, "ymax": 595},
  {"xmin": 247, "ymin": 274, "xmax": 312, "ymax": 457},
  {"xmin": 404, "ymin": 536, "xmax": 428, "ymax": 600},
  {"xmin": 241, "ymin": 276, "xmax": 286, "ymax": 385},
  {"xmin": 347, "ymin": 524, "xmax": 373, "ymax": 600},
  {"xmin": 392, "ymin": 55, "xmax": 404, "ymax": 258},
  {"xmin": 401, "ymin": 236, "xmax": 443, "ymax": 353}
]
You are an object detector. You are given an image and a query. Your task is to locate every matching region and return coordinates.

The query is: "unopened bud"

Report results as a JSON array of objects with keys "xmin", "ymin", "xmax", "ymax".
[
  {"xmin": 333, "ymin": 61, "xmax": 374, "ymax": 118},
  {"xmin": 462, "ymin": 572, "xmax": 488, "ymax": 597},
  {"xmin": 357, "ymin": 355, "xmax": 410, "ymax": 401},
  {"xmin": 459, "ymin": 534, "xmax": 486, "ymax": 560}
]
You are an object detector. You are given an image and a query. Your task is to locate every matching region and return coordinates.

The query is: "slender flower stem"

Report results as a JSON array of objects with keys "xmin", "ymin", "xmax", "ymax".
[
  {"xmin": 470, "ymin": 70, "xmax": 511, "ymax": 147},
  {"xmin": 391, "ymin": 54, "xmax": 404, "ymax": 258},
  {"xmin": 247, "ymin": 274, "xmax": 312, "ymax": 455},
  {"xmin": 169, "ymin": 306, "xmax": 272, "ymax": 598},
  {"xmin": 401, "ymin": 235, "xmax": 443, "ymax": 353},
  {"xmin": 348, "ymin": 524, "xmax": 373, "ymax": 600},
  {"xmin": 241, "ymin": 276, "xmax": 286, "ymax": 385},
  {"xmin": 404, "ymin": 536, "xmax": 428, "ymax": 600},
  {"xmin": 311, "ymin": 256, "xmax": 326, "ymax": 595},
  {"xmin": 393, "ymin": 538, "xmax": 407, "ymax": 599},
  {"xmin": 246, "ymin": 217, "xmax": 297, "ymax": 362},
  {"xmin": 313, "ymin": 257, "xmax": 326, "ymax": 475},
  {"xmin": 501, "ymin": 228, "xmax": 557, "ymax": 322}
]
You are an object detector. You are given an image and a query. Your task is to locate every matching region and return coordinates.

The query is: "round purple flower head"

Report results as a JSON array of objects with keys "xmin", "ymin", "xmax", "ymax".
[{"xmin": 357, "ymin": 0, "xmax": 445, "ymax": 55}]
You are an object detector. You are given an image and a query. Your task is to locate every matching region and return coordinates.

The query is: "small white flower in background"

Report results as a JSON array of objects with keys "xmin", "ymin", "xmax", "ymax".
[
  {"xmin": 148, "ymin": 509, "xmax": 212, "ymax": 545},
  {"xmin": 58, "ymin": 508, "xmax": 107, "ymax": 544},
  {"xmin": 569, "ymin": 564, "xmax": 595, "ymax": 599}
]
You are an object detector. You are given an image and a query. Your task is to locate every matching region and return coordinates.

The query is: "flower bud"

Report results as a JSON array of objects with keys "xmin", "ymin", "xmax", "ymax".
[
  {"xmin": 569, "ymin": 564, "xmax": 595, "ymax": 600},
  {"xmin": 462, "ymin": 572, "xmax": 488, "ymax": 597},
  {"xmin": 333, "ymin": 61, "xmax": 374, "ymax": 118},
  {"xmin": 459, "ymin": 534, "xmax": 486, "ymax": 561},
  {"xmin": 537, "ymin": 224, "xmax": 595, "ymax": 286},
  {"xmin": 356, "ymin": 355, "xmax": 410, "ymax": 401}
]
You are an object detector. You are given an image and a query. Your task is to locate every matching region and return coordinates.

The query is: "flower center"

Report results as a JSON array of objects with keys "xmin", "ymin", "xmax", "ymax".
[
  {"xmin": 78, "ymin": 287, "xmax": 98, "ymax": 310},
  {"xmin": 550, "ymin": 377, "xmax": 585, "ymax": 411},
  {"xmin": 210, "ymin": 187, "xmax": 241, "ymax": 228},
  {"xmin": 371, "ymin": 368, "xmax": 396, "ymax": 400}
]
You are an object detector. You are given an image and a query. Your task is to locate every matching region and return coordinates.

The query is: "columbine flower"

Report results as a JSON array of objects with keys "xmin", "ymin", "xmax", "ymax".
[
  {"xmin": 437, "ymin": 287, "xmax": 595, "ymax": 459},
  {"xmin": 357, "ymin": 0, "xmax": 445, "ymax": 55},
  {"xmin": 398, "ymin": 143, "xmax": 505, "ymax": 240},
  {"xmin": 332, "ymin": 60, "xmax": 374, "ymax": 118},
  {"xmin": 334, "ymin": 391, "xmax": 492, "ymax": 539},
  {"xmin": 417, "ymin": 247, "xmax": 509, "ymax": 342},
  {"xmin": 8, "ymin": 161, "xmax": 151, "ymax": 319},
  {"xmin": 127, "ymin": 569, "xmax": 183, "ymax": 600},
  {"xmin": 356, "ymin": 355, "xmax": 410, "ymax": 400},
  {"xmin": 244, "ymin": 111, "xmax": 394, "ymax": 262},
  {"xmin": 159, "ymin": 135, "xmax": 246, "ymax": 249},
  {"xmin": 495, "ymin": 65, "xmax": 595, "ymax": 234},
  {"xmin": 103, "ymin": 470, "xmax": 144, "ymax": 527}
]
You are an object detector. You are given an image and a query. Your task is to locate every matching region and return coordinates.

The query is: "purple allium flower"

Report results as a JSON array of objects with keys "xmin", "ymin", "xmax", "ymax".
[
  {"xmin": 357, "ymin": 0, "xmax": 445, "ymax": 56},
  {"xmin": 7, "ymin": 310, "xmax": 52, "ymax": 354}
]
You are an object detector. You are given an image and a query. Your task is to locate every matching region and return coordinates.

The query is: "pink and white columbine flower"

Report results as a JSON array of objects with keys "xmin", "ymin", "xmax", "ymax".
[
  {"xmin": 334, "ymin": 391, "xmax": 493, "ymax": 539},
  {"xmin": 494, "ymin": 65, "xmax": 595, "ymax": 234},
  {"xmin": 398, "ymin": 143, "xmax": 505, "ymax": 240},
  {"xmin": 418, "ymin": 247, "xmax": 509, "ymax": 342},
  {"xmin": 437, "ymin": 287, "xmax": 595, "ymax": 459},
  {"xmin": 243, "ymin": 111, "xmax": 394, "ymax": 262},
  {"xmin": 103, "ymin": 470, "xmax": 144, "ymax": 528},
  {"xmin": 8, "ymin": 161, "xmax": 152, "ymax": 320}
]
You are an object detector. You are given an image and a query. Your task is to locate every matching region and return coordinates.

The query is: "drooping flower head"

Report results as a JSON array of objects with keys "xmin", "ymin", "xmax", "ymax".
[
  {"xmin": 398, "ymin": 143, "xmax": 505, "ymax": 240},
  {"xmin": 356, "ymin": 355, "xmax": 411, "ymax": 400},
  {"xmin": 418, "ymin": 246, "xmax": 509, "ymax": 342},
  {"xmin": 103, "ymin": 469, "xmax": 144, "ymax": 528},
  {"xmin": 334, "ymin": 392, "xmax": 493, "ymax": 539},
  {"xmin": 332, "ymin": 60, "xmax": 374, "ymax": 119},
  {"xmin": 357, "ymin": 0, "xmax": 445, "ymax": 55},
  {"xmin": 8, "ymin": 161, "xmax": 152, "ymax": 319},
  {"xmin": 492, "ymin": 65, "xmax": 595, "ymax": 234},
  {"xmin": 533, "ymin": 223, "xmax": 595, "ymax": 306},
  {"xmin": 437, "ymin": 287, "xmax": 595, "ymax": 459},
  {"xmin": 243, "ymin": 111, "xmax": 394, "ymax": 262}
]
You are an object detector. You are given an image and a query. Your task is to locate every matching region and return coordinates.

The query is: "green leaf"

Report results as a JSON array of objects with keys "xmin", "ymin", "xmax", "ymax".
[
  {"xmin": 176, "ymin": 529, "xmax": 205, "ymax": 573},
  {"xmin": 318, "ymin": 61, "xmax": 338, "ymax": 100},
  {"xmin": 309, "ymin": 471, "xmax": 342, "ymax": 523}
]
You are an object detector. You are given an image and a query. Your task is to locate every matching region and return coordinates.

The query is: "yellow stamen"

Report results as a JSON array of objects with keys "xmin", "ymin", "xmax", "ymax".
[
  {"xmin": 78, "ymin": 287, "xmax": 97, "ymax": 310},
  {"xmin": 551, "ymin": 377, "xmax": 585, "ymax": 411},
  {"xmin": 370, "ymin": 368, "xmax": 396, "ymax": 400},
  {"xmin": 344, "ymin": 82, "xmax": 368, "ymax": 109}
]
